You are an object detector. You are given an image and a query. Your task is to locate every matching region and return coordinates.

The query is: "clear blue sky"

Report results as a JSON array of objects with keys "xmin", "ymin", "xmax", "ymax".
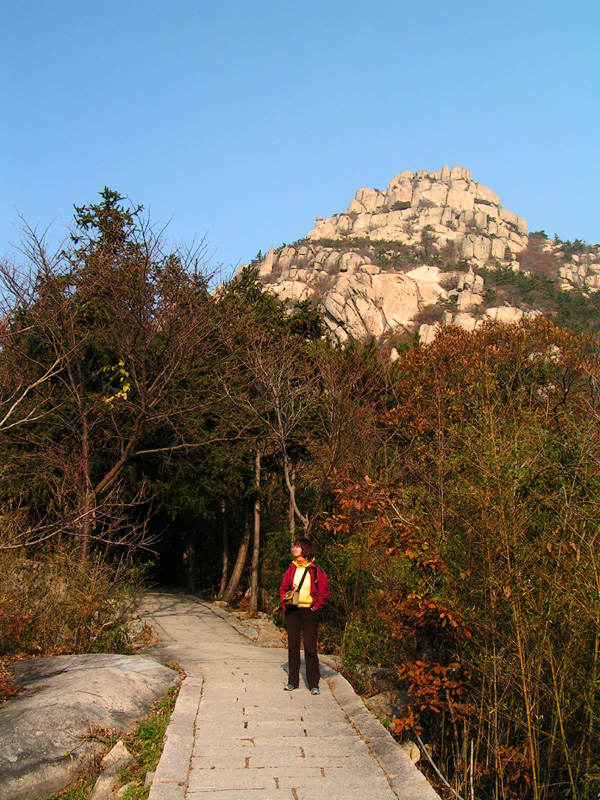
[{"xmin": 2, "ymin": 1, "xmax": 598, "ymax": 280}]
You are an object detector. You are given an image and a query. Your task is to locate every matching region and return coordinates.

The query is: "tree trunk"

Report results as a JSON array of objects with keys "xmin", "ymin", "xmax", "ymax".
[
  {"xmin": 222, "ymin": 499, "xmax": 251, "ymax": 605},
  {"xmin": 283, "ymin": 453, "xmax": 308, "ymax": 532},
  {"xmin": 75, "ymin": 352, "xmax": 93, "ymax": 560},
  {"xmin": 79, "ymin": 489, "xmax": 95, "ymax": 560},
  {"xmin": 249, "ymin": 449, "xmax": 261, "ymax": 616},
  {"xmin": 218, "ymin": 499, "xmax": 228, "ymax": 599},
  {"xmin": 289, "ymin": 462, "xmax": 296, "ymax": 544}
]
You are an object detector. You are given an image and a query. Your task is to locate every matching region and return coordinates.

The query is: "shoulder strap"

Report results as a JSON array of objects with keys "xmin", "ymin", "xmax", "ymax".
[
  {"xmin": 297, "ymin": 567, "xmax": 309, "ymax": 591},
  {"xmin": 302, "ymin": 564, "xmax": 319, "ymax": 588}
]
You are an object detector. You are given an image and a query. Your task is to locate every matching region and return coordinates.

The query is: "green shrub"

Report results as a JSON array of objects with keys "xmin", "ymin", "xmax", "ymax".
[{"xmin": 339, "ymin": 614, "xmax": 391, "ymax": 679}]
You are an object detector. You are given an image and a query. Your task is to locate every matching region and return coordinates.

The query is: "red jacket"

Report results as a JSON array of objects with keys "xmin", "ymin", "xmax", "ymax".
[{"xmin": 279, "ymin": 562, "xmax": 331, "ymax": 611}]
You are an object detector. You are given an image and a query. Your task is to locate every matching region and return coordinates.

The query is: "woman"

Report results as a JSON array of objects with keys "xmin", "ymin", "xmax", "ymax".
[{"xmin": 279, "ymin": 537, "xmax": 330, "ymax": 694}]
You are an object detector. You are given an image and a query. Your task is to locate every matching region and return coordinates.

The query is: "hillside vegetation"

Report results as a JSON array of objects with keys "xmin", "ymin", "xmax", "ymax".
[{"xmin": 2, "ymin": 190, "xmax": 600, "ymax": 799}]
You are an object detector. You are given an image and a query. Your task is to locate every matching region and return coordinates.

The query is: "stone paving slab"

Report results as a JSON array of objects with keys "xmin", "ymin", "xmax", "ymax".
[
  {"xmin": 186, "ymin": 792, "xmax": 296, "ymax": 800},
  {"xmin": 139, "ymin": 592, "xmax": 440, "ymax": 800}
]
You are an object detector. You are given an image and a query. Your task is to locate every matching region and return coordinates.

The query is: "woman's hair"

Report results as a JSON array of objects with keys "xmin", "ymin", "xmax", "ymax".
[{"xmin": 294, "ymin": 537, "xmax": 315, "ymax": 560}]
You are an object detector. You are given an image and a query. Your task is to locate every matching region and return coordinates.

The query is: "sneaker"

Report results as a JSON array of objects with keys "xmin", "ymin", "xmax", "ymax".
[
  {"xmin": 284, "ymin": 684, "xmax": 298, "ymax": 691},
  {"xmin": 310, "ymin": 687, "xmax": 320, "ymax": 695}
]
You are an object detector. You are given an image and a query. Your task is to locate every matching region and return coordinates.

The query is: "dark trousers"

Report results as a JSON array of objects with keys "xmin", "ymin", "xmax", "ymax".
[{"xmin": 285, "ymin": 607, "xmax": 320, "ymax": 689}]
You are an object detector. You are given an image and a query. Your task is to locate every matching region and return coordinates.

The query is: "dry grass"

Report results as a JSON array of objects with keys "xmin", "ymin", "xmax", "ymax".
[{"xmin": 0, "ymin": 546, "xmax": 148, "ymax": 663}]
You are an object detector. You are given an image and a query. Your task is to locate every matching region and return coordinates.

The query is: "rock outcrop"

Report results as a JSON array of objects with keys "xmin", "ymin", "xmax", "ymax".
[
  {"xmin": 242, "ymin": 166, "xmax": 599, "ymax": 343},
  {"xmin": 0, "ymin": 654, "xmax": 179, "ymax": 800}
]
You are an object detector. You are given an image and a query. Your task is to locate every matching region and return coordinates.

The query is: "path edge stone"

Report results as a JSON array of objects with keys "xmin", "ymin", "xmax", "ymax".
[
  {"xmin": 325, "ymin": 666, "xmax": 440, "ymax": 799},
  {"xmin": 147, "ymin": 674, "xmax": 203, "ymax": 800}
]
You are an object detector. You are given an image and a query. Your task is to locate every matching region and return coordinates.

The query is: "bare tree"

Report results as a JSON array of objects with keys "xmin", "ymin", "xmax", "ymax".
[{"xmin": 249, "ymin": 448, "xmax": 262, "ymax": 615}]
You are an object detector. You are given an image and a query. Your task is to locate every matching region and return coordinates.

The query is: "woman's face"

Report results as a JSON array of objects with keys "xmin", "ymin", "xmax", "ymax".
[{"xmin": 291, "ymin": 544, "xmax": 303, "ymax": 559}]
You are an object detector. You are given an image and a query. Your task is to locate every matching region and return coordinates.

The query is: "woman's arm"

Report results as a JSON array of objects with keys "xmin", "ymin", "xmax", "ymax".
[{"xmin": 310, "ymin": 566, "xmax": 331, "ymax": 611}]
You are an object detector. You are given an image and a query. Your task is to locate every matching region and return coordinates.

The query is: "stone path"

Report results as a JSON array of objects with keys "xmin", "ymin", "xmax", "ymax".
[{"xmin": 138, "ymin": 592, "xmax": 439, "ymax": 800}]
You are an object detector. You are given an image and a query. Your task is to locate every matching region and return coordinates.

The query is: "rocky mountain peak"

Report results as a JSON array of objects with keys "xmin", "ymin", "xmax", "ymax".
[
  {"xmin": 242, "ymin": 167, "xmax": 599, "ymax": 344},
  {"xmin": 308, "ymin": 165, "xmax": 527, "ymax": 260}
]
